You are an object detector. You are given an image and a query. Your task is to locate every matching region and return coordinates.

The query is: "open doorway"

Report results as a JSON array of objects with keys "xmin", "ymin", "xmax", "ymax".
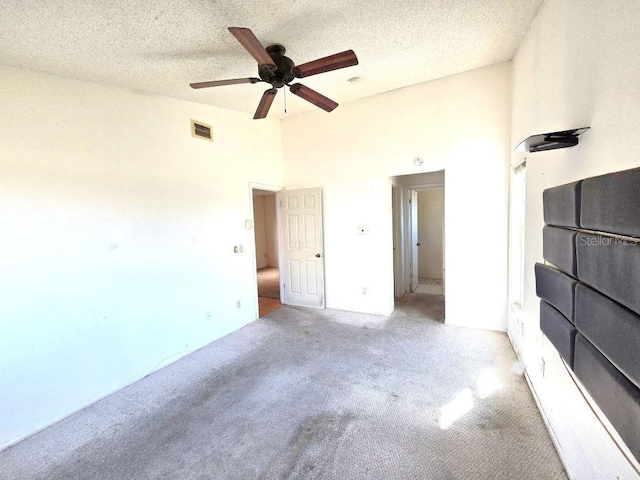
[
  {"xmin": 415, "ymin": 187, "xmax": 444, "ymax": 295},
  {"xmin": 391, "ymin": 171, "xmax": 445, "ymax": 320},
  {"xmin": 252, "ymin": 188, "xmax": 282, "ymax": 317}
]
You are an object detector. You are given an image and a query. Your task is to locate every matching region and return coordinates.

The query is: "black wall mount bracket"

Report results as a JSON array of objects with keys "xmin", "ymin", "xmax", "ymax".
[{"xmin": 515, "ymin": 127, "xmax": 590, "ymax": 153}]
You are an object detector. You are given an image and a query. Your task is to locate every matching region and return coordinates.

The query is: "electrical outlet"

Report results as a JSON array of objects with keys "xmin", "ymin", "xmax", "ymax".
[
  {"xmin": 207, "ymin": 312, "xmax": 212, "ymax": 321},
  {"xmin": 236, "ymin": 300, "xmax": 241, "ymax": 308},
  {"xmin": 361, "ymin": 287, "xmax": 368, "ymax": 295},
  {"xmin": 233, "ymin": 245, "xmax": 244, "ymax": 254}
]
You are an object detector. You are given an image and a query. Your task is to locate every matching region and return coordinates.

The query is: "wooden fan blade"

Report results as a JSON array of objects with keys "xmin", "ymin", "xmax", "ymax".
[
  {"xmin": 254, "ymin": 88, "xmax": 278, "ymax": 119},
  {"xmin": 289, "ymin": 84, "xmax": 338, "ymax": 112},
  {"xmin": 190, "ymin": 78, "xmax": 261, "ymax": 89},
  {"xmin": 228, "ymin": 27, "xmax": 276, "ymax": 67},
  {"xmin": 294, "ymin": 50, "xmax": 358, "ymax": 78}
]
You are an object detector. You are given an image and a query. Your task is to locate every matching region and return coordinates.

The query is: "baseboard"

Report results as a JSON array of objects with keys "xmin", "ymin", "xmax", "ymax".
[
  {"xmin": 0, "ymin": 377, "xmax": 155, "ymax": 453},
  {"xmin": 505, "ymin": 330, "xmax": 574, "ymax": 479},
  {"xmin": 0, "ymin": 315, "xmax": 257, "ymax": 453},
  {"xmin": 522, "ymin": 368, "xmax": 575, "ymax": 480}
]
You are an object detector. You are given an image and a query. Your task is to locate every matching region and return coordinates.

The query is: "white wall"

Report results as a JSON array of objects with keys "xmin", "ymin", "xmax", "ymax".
[
  {"xmin": 282, "ymin": 62, "xmax": 512, "ymax": 327},
  {"xmin": 264, "ymin": 195, "xmax": 279, "ymax": 267},
  {"xmin": 417, "ymin": 189, "xmax": 444, "ymax": 279},
  {"xmin": 253, "ymin": 195, "xmax": 269, "ymax": 269},
  {"xmin": 0, "ymin": 65, "xmax": 283, "ymax": 448},
  {"xmin": 252, "ymin": 193, "xmax": 278, "ymax": 269},
  {"xmin": 509, "ymin": 1, "xmax": 640, "ymax": 478}
]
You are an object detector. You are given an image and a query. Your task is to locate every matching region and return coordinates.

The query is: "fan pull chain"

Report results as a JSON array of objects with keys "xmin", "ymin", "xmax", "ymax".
[{"xmin": 284, "ymin": 87, "xmax": 287, "ymax": 114}]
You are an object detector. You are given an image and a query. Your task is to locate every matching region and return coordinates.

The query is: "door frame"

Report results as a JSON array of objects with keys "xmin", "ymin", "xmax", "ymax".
[
  {"xmin": 409, "ymin": 189, "xmax": 419, "ymax": 292},
  {"xmin": 391, "ymin": 183, "xmax": 404, "ymax": 298},
  {"xmin": 397, "ymin": 182, "xmax": 445, "ymax": 296},
  {"xmin": 249, "ymin": 182, "xmax": 283, "ymax": 319}
]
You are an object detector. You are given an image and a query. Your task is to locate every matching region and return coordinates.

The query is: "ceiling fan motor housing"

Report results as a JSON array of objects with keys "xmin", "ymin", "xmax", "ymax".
[{"xmin": 259, "ymin": 45, "xmax": 295, "ymax": 88}]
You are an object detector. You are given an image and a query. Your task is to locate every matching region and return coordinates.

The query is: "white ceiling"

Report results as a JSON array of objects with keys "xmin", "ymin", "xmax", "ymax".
[{"xmin": 0, "ymin": 0, "xmax": 543, "ymax": 119}]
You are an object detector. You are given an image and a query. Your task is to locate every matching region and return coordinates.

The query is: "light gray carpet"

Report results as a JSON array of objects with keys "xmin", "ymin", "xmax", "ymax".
[
  {"xmin": 258, "ymin": 267, "xmax": 280, "ymax": 299},
  {"xmin": 0, "ymin": 294, "xmax": 567, "ymax": 479}
]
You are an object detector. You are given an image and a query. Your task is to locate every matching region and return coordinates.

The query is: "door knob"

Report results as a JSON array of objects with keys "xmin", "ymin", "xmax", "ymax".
[{"xmin": 316, "ymin": 253, "xmax": 321, "ymax": 258}]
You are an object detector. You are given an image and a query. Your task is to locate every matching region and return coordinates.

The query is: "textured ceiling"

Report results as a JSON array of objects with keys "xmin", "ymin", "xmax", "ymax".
[{"xmin": 0, "ymin": 0, "xmax": 543, "ymax": 119}]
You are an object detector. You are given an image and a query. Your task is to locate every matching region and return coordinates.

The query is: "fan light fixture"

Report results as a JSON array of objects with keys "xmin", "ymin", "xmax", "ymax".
[{"xmin": 190, "ymin": 27, "xmax": 359, "ymax": 119}]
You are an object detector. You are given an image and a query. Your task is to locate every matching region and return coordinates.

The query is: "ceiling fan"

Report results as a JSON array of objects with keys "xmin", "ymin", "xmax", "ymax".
[{"xmin": 190, "ymin": 27, "xmax": 359, "ymax": 119}]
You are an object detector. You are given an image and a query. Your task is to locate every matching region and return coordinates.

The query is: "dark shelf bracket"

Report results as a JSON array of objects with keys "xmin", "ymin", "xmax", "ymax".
[{"xmin": 515, "ymin": 127, "xmax": 590, "ymax": 153}]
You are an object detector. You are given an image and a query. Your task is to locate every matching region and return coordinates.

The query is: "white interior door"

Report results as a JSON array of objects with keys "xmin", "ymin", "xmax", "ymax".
[
  {"xmin": 410, "ymin": 190, "xmax": 419, "ymax": 292},
  {"xmin": 278, "ymin": 188, "xmax": 325, "ymax": 308}
]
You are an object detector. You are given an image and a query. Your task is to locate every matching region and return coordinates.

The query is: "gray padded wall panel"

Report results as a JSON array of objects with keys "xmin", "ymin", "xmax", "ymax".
[
  {"xmin": 575, "ymin": 283, "xmax": 640, "ymax": 389},
  {"xmin": 581, "ymin": 167, "xmax": 640, "ymax": 238},
  {"xmin": 540, "ymin": 301, "xmax": 577, "ymax": 369},
  {"xmin": 543, "ymin": 226, "xmax": 577, "ymax": 276},
  {"xmin": 535, "ymin": 263, "xmax": 577, "ymax": 322},
  {"xmin": 574, "ymin": 334, "xmax": 640, "ymax": 459},
  {"xmin": 576, "ymin": 232, "xmax": 640, "ymax": 316},
  {"xmin": 543, "ymin": 180, "xmax": 582, "ymax": 228},
  {"xmin": 540, "ymin": 169, "xmax": 640, "ymax": 462}
]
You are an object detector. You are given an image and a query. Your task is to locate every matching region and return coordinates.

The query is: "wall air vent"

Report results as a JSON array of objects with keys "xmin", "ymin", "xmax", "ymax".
[{"xmin": 191, "ymin": 119, "xmax": 213, "ymax": 142}]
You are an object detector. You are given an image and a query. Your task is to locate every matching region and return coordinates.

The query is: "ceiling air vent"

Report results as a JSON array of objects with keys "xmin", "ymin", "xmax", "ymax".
[{"xmin": 191, "ymin": 119, "xmax": 213, "ymax": 142}]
